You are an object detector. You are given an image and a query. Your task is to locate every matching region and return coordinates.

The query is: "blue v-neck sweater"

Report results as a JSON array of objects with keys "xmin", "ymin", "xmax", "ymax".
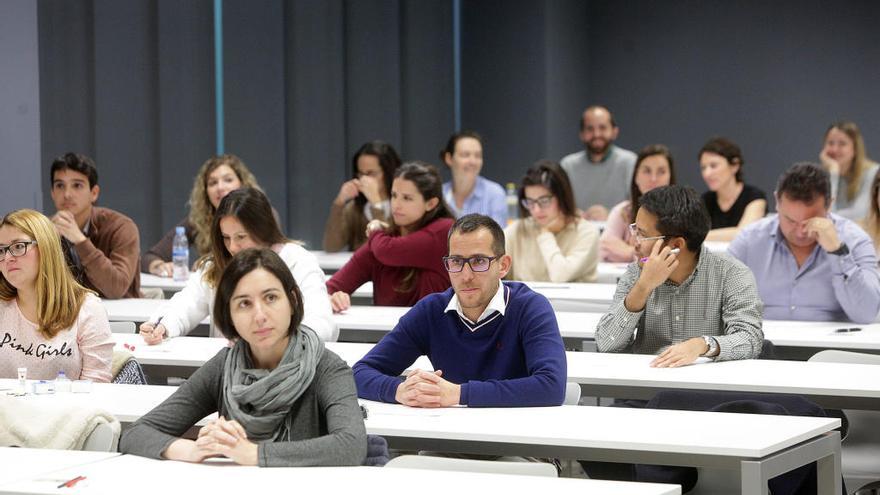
[{"xmin": 353, "ymin": 282, "xmax": 567, "ymax": 407}]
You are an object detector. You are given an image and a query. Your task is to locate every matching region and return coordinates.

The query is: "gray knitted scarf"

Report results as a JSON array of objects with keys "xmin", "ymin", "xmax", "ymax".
[{"xmin": 222, "ymin": 325, "xmax": 323, "ymax": 441}]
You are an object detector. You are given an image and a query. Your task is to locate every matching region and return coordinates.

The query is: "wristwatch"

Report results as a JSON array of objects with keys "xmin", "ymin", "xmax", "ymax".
[
  {"xmin": 701, "ymin": 336, "xmax": 719, "ymax": 357},
  {"xmin": 829, "ymin": 242, "xmax": 850, "ymax": 256}
]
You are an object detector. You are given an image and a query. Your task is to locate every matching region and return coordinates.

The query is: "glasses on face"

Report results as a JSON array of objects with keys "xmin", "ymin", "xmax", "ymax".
[
  {"xmin": 0, "ymin": 241, "xmax": 37, "ymax": 262},
  {"xmin": 628, "ymin": 223, "xmax": 666, "ymax": 244},
  {"xmin": 521, "ymin": 195, "xmax": 554, "ymax": 210},
  {"xmin": 442, "ymin": 255, "xmax": 498, "ymax": 273}
]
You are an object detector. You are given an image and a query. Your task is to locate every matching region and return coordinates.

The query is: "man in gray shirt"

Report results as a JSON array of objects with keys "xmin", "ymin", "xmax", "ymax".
[
  {"xmin": 596, "ymin": 185, "xmax": 764, "ymax": 367},
  {"xmin": 560, "ymin": 105, "xmax": 636, "ymax": 221}
]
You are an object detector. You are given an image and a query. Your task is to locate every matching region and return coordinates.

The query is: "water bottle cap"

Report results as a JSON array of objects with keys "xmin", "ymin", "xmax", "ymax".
[
  {"xmin": 57, "ymin": 371, "xmax": 66, "ymax": 378},
  {"xmin": 175, "ymin": 226, "xmax": 186, "ymax": 234}
]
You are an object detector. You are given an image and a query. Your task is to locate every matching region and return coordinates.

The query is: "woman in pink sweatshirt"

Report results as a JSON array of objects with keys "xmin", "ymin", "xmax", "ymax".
[{"xmin": 0, "ymin": 209, "xmax": 113, "ymax": 382}]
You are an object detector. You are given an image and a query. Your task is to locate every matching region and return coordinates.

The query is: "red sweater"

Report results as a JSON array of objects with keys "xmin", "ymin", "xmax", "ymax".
[{"xmin": 326, "ymin": 217, "xmax": 453, "ymax": 306}]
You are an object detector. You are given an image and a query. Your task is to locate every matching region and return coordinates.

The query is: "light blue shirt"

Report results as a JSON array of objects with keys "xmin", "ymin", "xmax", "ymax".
[
  {"xmin": 443, "ymin": 175, "xmax": 508, "ymax": 226},
  {"xmin": 728, "ymin": 213, "xmax": 880, "ymax": 323}
]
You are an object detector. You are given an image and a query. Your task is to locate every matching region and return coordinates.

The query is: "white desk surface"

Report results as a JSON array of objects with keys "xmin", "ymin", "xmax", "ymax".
[
  {"xmin": 762, "ymin": 319, "xmax": 880, "ymax": 350},
  {"xmin": 101, "ymin": 298, "xmax": 210, "ymax": 326},
  {"xmin": 0, "ymin": 453, "xmax": 680, "ymax": 495},
  {"xmin": 567, "ymin": 352, "xmax": 880, "ymax": 406},
  {"xmin": 139, "ymin": 272, "xmax": 187, "ymax": 291},
  {"xmin": 363, "ymin": 401, "xmax": 838, "ymax": 459},
  {"xmin": 0, "ymin": 448, "xmax": 119, "ymax": 485}
]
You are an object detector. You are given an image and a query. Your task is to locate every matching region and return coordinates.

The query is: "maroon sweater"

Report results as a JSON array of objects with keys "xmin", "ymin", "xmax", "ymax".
[{"xmin": 326, "ymin": 217, "xmax": 453, "ymax": 306}]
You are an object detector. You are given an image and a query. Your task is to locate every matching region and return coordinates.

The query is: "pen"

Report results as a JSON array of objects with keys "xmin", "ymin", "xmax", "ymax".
[
  {"xmin": 57, "ymin": 476, "xmax": 86, "ymax": 488},
  {"xmin": 641, "ymin": 248, "xmax": 680, "ymax": 263},
  {"xmin": 142, "ymin": 316, "xmax": 163, "ymax": 339}
]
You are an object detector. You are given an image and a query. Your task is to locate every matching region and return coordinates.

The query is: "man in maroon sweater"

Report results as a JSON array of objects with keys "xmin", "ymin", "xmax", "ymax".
[{"xmin": 49, "ymin": 152, "xmax": 140, "ymax": 299}]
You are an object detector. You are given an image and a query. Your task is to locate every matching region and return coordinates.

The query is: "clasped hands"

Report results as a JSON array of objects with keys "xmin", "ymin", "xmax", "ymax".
[
  {"xmin": 168, "ymin": 416, "xmax": 258, "ymax": 466},
  {"xmin": 395, "ymin": 369, "xmax": 461, "ymax": 408}
]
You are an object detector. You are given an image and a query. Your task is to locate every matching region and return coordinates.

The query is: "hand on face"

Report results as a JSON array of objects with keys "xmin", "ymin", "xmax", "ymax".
[
  {"xmin": 805, "ymin": 217, "xmax": 842, "ymax": 252},
  {"xmin": 335, "ymin": 180, "xmax": 360, "ymax": 205},
  {"xmin": 650, "ymin": 337, "xmax": 707, "ymax": 368},
  {"xmin": 51, "ymin": 210, "xmax": 86, "ymax": 245},
  {"xmin": 819, "ymin": 149, "xmax": 840, "ymax": 176},
  {"xmin": 637, "ymin": 239, "xmax": 679, "ymax": 291},
  {"xmin": 357, "ymin": 176, "xmax": 383, "ymax": 204},
  {"xmin": 394, "ymin": 369, "xmax": 460, "ymax": 408}
]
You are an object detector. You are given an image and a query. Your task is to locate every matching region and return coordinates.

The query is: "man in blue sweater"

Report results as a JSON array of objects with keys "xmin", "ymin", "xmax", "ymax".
[{"xmin": 353, "ymin": 214, "xmax": 567, "ymax": 407}]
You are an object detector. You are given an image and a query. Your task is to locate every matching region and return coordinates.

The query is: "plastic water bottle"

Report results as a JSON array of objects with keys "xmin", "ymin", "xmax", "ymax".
[
  {"xmin": 505, "ymin": 182, "xmax": 519, "ymax": 226},
  {"xmin": 172, "ymin": 226, "xmax": 189, "ymax": 282},
  {"xmin": 55, "ymin": 371, "xmax": 71, "ymax": 393}
]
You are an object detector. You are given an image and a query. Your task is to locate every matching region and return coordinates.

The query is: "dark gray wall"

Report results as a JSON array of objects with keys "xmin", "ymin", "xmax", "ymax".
[
  {"xmin": 32, "ymin": 0, "xmax": 880, "ymax": 251},
  {"xmin": 1, "ymin": 0, "xmax": 42, "ymax": 213}
]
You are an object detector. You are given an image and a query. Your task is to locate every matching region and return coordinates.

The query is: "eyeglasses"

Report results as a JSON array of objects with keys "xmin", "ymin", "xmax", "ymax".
[
  {"xmin": 0, "ymin": 241, "xmax": 38, "ymax": 261},
  {"xmin": 628, "ymin": 223, "xmax": 666, "ymax": 244},
  {"xmin": 521, "ymin": 195, "xmax": 554, "ymax": 210},
  {"xmin": 442, "ymin": 255, "xmax": 499, "ymax": 273}
]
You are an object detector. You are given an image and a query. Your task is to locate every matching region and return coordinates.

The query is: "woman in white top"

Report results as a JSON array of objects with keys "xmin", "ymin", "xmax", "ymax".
[
  {"xmin": 504, "ymin": 160, "xmax": 599, "ymax": 282},
  {"xmin": 141, "ymin": 188, "xmax": 336, "ymax": 343},
  {"xmin": 820, "ymin": 121, "xmax": 879, "ymax": 220}
]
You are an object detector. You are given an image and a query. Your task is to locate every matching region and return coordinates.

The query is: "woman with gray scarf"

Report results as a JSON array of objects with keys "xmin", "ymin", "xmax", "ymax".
[{"xmin": 120, "ymin": 248, "xmax": 367, "ymax": 466}]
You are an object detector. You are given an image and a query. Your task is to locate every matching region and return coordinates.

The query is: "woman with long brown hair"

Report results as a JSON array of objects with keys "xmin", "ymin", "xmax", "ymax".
[{"xmin": 326, "ymin": 162, "xmax": 454, "ymax": 311}]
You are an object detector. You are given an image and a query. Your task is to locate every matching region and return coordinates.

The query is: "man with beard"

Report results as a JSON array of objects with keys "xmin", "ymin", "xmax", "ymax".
[{"xmin": 561, "ymin": 106, "xmax": 636, "ymax": 221}]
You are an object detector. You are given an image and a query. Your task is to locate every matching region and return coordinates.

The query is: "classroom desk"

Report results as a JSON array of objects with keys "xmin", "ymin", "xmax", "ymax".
[
  {"xmin": 102, "ymin": 298, "xmax": 210, "ymax": 326},
  {"xmin": 0, "ymin": 452, "xmax": 681, "ymax": 495},
  {"xmin": 566, "ymin": 352, "xmax": 880, "ymax": 411},
  {"xmin": 109, "ymin": 335, "xmax": 880, "ymax": 412},
  {"xmin": 362, "ymin": 401, "xmax": 840, "ymax": 495},
  {"xmin": 0, "ymin": 448, "xmax": 119, "ymax": 486},
  {"xmin": 139, "ymin": 272, "xmax": 186, "ymax": 295}
]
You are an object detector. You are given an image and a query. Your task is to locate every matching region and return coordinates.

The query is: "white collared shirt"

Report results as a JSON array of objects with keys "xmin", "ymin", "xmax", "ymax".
[{"xmin": 444, "ymin": 282, "xmax": 508, "ymax": 332}]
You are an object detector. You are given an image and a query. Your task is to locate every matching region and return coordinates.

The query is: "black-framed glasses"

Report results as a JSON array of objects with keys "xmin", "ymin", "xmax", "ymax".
[
  {"xmin": 521, "ymin": 195, "xmax": 554, "ymax": 210},
  {"xmin": 0, "ymin": 241, "xmax": 38, "ymax": 261},
  {"xmin": 442, "ymin": 255, "xmax": 499, "ymax": 273}
]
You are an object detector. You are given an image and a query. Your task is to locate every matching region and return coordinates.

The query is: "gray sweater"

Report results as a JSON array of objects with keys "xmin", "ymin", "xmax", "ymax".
[{"xmin": 119, "ymin": 347, "xmax": 367, "ymax": 467}]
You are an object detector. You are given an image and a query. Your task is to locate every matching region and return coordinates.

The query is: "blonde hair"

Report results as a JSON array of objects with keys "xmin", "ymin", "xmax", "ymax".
[
  {"xmin": 0, "ymin": 209, "xmax": 90, "ymax": 338},
  {"xmin": 862, "ymin": 169, "xmax": 880, "ymax": 253},
  {"xmin": 188, "ymin": 154, "xmax": 262, "ymax": 256},
  {"xmin": 826, "ymin": 122, "xmax": 876, "ymax": 202}
]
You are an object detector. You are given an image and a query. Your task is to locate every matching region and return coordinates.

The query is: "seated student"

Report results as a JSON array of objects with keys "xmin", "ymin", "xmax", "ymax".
[
  {"xmin": 0, "ymin": 209, "xmax": 113, "ymax": 382},
  {"xmin": 142, "ymin": 154, "xmax": 266, "ymax": 277},
  {"xmin": 323, "ymin": 141, "xmax": 402, "ymax": 253},
  {"xmin": 698, "ymin": 137, "xmax": 767, "ymax": 242},
  {"xmin": 729, "ymin": 163, "xmax": 880, "ymax": 323},
  {"xmin": 49, "ymin": 152, "xmax": 140, "ymax": 298},
  {"xmin": 440, "ymin": 131, "xmax": 507, "ymax": 226},
  {"xmin": 326, "ymin": 162, "xmax": 454, "ymax": 311},
  {"xmin": 859, "ymin": 167, "xmax": 880, "ymax": 255},
  {"xmin": 820, "ymin": 121, "xmax": 880, "ymax": 221},
  {"xmin": 140, "ymin": 188, "xmax": 336, "ymax": 343},
  {"xmin": 504, "ymin": 160, "xmax": 599, "ymax": 282},
  {"xmin": 601, "ymin": 144, "xmax": 677, "ymax": 262},
  {"xmin": 121, "ymin": 248, "xmax": 366, "ymax": 466},
  {"xmin": 596, "ymin": 185, "xmax": 763, "ymax": 367},
  {"xmin": 353, "ymin": 214, "xmax": 566, "ymax": 407}
]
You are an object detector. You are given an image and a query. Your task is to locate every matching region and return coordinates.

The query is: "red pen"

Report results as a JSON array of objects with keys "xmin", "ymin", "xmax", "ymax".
[{"xmin": 57, "ymin": 475, "xmax": 86, "ymax": 488}]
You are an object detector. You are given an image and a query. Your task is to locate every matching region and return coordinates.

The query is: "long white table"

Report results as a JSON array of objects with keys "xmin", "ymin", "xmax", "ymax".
[
  {"xmin": 0, "ymin": 451, "xmax": 680, "ymax": 495},
  {"xmin": 362, "ymin": 401, "xmax": 840, "ymax": 495},
  {"xmin": 108, "ymin": 335, "xmax": 880, "ymax": 412},
  {"xmin": 0, "ymin": 447, "xmax": 119, "ymax": 486}
]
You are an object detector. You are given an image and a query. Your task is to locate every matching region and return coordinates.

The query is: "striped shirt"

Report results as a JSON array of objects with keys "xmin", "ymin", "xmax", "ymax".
[{"xmin": 595, "ymin": 246, "xmax": 764, "ymax": 361}]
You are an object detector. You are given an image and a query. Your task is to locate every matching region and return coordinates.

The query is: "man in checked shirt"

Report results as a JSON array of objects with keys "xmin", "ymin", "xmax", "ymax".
[{"xmin": 595, "ymin": 184, "xmax": 764, "ymax": 367}]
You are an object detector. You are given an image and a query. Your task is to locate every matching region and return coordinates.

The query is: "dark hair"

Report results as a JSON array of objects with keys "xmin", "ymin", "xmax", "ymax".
[
  {"xmin": 629, "ymin": 144, "xmax": 677, "ymax": 223},
  {"xmin": 579, "ymin": 105, "xmax": 617, "ymax": 131},
  {"xmin": 213, "ymin": 248, "xmax": 303, "ymax": 341},
  {"xmin": 202, "ymin": 188, "xmax": 287, "ymax": 286},
  {"xmin": 638, "ymin": 185, "xmax": 711, "ymax": 252},
  {"xmin": 351, "ymin": 141, "xmax": 402, "ymax": 210},
  {"xmin": 389, "ymin": 162, "xmax": 454, "ymax": 293},
  {"xmin": 776, "ymin": 162, "xmax": 831, "ymax": 206},
  {"xmin": 518, "ymin": 160, "xmax": 578, "ymax": 220},
  {"xmin": 439, "ymin": 130, "xmax": 483, "ymax": 162},
  {"xmin": 699, "ymin": 137, "xmax": 744, "ymax": 183},
  {"xmin": 447, "ymin": 214, "xmax": 505, "ymax": 256},
  {"xmin": 390, "ymin": 162, "xmax": 454, "ymax": 235},
  {"xmin": 50, "ymin": 152, "xmax": 98, "ymax": 188}
]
